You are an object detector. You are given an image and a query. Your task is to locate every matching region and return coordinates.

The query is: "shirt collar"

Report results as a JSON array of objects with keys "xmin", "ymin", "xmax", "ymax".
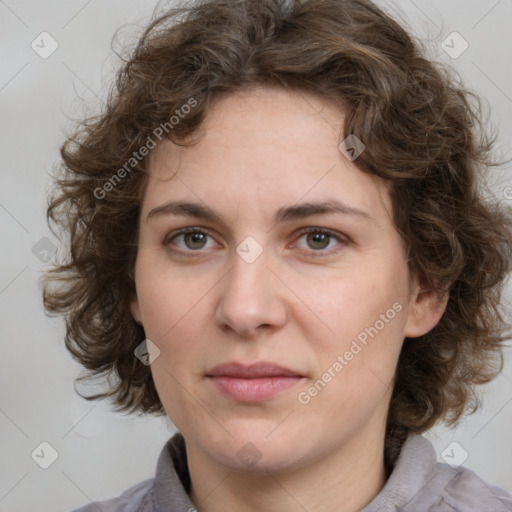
[{"xmin": 149, "ymin": 432, "xmax": 436, "ymax": 512}]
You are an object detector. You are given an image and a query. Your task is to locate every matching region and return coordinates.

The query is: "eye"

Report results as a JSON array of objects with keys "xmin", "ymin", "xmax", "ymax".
[
  {"xmin": 163, "ymin": 226, "xmax": 347, "ymax": 257},
  {"xmin": 164, "ymin": 227, "xmax": 218, "ymax": 252},
  {"xmin": 293, "ymin": 227, "xmax": 346, "ymax": 255}
]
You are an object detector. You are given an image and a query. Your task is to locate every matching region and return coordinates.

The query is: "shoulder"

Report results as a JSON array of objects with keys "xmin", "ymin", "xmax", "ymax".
[
  {"xmin": 400, "ymin": 435, "xmax": 512, "ymax": 511},
  {"xmin": 70, "ymin": 478, "xmax": 154, "ymax": 512},
  {"xmin": 365, "ymin": 435, "xmax": 512, "ymax": 511},
  {"xmin": 69, "ymin": 431, "xmax": 194, "ymax": 512},
  {"xmin": 427, "ymin": 461, "xmax": 512, "ymax": 511}
]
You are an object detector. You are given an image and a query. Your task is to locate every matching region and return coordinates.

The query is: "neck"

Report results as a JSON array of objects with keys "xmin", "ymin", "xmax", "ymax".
[{"xmin": 187, "ymin": 429, "xmax": 387, "ymax": 512}]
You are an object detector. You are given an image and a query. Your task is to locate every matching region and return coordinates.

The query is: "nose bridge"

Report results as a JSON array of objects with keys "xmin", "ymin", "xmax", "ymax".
[
  {"xmin": 215, "ymin": 240, "xmax": 286, "ymax": 336},
  {"xmin": 228, "ymin": 254, "xmax": 264, "ymax": 297}
]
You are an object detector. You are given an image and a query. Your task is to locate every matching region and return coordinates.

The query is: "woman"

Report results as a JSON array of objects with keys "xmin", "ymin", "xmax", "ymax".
[{"xmin": 43, "ymin": 0, "xmax": 512, "ymax": 510}]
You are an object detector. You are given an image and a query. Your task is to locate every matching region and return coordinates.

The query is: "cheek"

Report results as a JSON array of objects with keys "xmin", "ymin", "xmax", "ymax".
[
  {"xmin": 135, "ymin": 255, "xmax": 214, "ymax": 340},
  {"xmin": 300, "ymin": 294, "xmax": 406, "ymax": 429},
  {"xmin": 142, "ymin": 288, "xmax": 210, "ymax": 428},
  {"xmin": 295, "ymin": 266, "xmax": 407, "ymax": 350},
  {"xmin": 295, "ymin": 262, "xmax": 408, "ymax": 410}
]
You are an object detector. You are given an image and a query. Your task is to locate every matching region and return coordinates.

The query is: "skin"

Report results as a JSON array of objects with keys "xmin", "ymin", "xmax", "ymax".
[{"xmin": 130, "ymin": 85, "xmax": 448, "ymax": 512}]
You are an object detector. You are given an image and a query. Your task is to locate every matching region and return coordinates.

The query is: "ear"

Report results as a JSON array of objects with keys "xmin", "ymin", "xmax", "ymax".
[
  {"xmin": 130, "ymin": 294, "xmax": 143, "ymax": 325},
  {"xmin": 403, "ymin": 275, "xmax": 449, "ymax": 338}
]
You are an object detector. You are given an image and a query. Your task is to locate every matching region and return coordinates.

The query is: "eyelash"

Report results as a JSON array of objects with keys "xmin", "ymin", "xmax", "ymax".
[{"xmin": 163, "ymin": 226, "xmax": 348, "ymax": 258}]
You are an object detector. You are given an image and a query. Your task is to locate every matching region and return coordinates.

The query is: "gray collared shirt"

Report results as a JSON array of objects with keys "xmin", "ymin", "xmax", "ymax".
[{"xmin": 72, "ymin": 433, "xmax": 512, "ymax": 511}]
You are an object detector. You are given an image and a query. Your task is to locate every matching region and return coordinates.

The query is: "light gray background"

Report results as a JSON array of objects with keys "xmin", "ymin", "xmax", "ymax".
[{"xmin": 1, "ymin": 1, "xmax": 511, "ymax": 511}]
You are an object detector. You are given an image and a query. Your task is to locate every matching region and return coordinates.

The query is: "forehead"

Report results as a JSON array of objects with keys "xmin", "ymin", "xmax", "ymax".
[{"xmin": 143, "ymin": 86, "xmax": 393, "ymax": 224}]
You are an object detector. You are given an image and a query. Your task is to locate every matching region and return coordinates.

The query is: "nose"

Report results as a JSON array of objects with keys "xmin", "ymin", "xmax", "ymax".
[{"xmin": 214, "ymin": 247, "xmax": 287, "ymax": 339}]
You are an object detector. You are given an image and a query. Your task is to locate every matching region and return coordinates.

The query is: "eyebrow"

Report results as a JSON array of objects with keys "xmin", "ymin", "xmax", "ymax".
[{"xmin": 146, "ymin": 199, "xmax": 373, "ymax": 225}]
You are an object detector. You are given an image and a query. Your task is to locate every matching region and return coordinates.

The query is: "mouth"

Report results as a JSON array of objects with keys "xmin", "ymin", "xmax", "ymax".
[{"xmin": 205, "ymin": 361, "xmax": 305, "ymax": 402}]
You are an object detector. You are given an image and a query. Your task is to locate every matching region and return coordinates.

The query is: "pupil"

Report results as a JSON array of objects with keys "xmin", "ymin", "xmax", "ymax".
[
  {"xmin": 309, "ymin": 233, "xmax": 329, "ymax": 249},
  {"xmin": 186, "ymin": 233, "xmax": 206, "ymax": 249}
]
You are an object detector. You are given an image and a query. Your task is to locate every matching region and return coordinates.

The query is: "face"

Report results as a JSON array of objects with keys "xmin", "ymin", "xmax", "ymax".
[{"xmin": 130, "ymin": 86, "xmax": 445, "ymax": 473}]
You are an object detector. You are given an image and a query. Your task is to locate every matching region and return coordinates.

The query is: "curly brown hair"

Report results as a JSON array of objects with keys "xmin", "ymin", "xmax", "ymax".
[{"xmin": 43, "ymin": 0, "xmax": 512, "ymax": 468}]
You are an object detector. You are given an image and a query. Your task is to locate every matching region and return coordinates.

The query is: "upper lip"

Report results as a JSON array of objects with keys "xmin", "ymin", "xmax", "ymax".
[{"xmin": 206, "ymin": 361, "xmax": 303, "ymax": 378}]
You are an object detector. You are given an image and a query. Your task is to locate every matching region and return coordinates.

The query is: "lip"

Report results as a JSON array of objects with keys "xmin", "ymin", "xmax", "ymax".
[
  {"xmin": 206, "ymin": 361, "xmax": 303, "ymax": 378},
  {"xmin": 205, "ymin": 361, "xmax": 304, "ymax": 402}
]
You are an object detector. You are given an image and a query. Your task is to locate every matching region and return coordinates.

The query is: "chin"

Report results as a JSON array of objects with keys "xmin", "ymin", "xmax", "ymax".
[{"xmin": 199, "ymin": 423, "xmax": 313, "ymax": 473}]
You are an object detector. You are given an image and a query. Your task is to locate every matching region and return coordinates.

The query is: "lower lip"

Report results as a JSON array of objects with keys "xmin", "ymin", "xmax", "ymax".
[{"xmin": 207, "ymin": 376, "xmax": 303, "ymax": 402}]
